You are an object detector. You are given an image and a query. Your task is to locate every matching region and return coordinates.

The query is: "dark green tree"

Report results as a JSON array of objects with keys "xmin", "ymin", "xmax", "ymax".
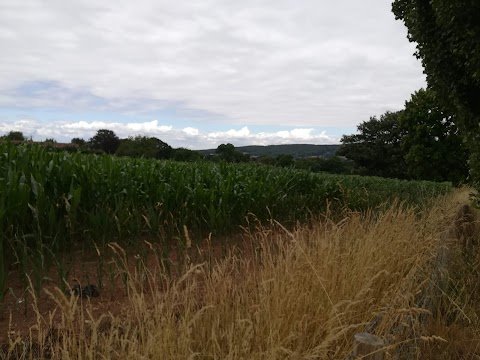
[
  {"xmin": 173, "ymin": 148, "xmax": 202, "ymax": 162},
  {"xmin": 2, "ymin": 131, "xmax": 27, "ymax": 142},
  {"xmin": 276, "ymin": 154, "xmax": 295, "ymax": 168},
  {"xmin": 400, "ymin": 88, "xmax": 469, "ymax": 183},
  {"xmin": 392, "ymin": 0, "xmax": 480, "ymax": 183},
  {"xmin": 116, "ymin": 136, "xmax": 173, "ymax": 159},
  {"xmin": 89, "ymin": 129, "xmax": 120, "ymax": 154},
  {"xmin": 215, "ymin": 143, "xmax": 249, "ymax": 162},
  {"xmin": 71, "ymin": 137, "xmax": 86, "ymax": 147},
  {"xmin": 338, "ymin": 111, "xmax": 407, "ymax": 178}
]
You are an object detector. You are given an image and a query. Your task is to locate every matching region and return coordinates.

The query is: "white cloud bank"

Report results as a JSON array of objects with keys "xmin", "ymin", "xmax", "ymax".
[
  {"xmin": 0, "ymin": 119, "xmax": 338, "ymax": 149},
  {"xmin": 0, "ymin": 0, "xmax": 425, "ymax": 129}
]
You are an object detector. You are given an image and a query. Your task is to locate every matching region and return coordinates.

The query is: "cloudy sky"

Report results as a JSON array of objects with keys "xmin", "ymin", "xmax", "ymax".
[{"xmin": 0, "ymin": 0, "xmax": 425, "ymax": 149}]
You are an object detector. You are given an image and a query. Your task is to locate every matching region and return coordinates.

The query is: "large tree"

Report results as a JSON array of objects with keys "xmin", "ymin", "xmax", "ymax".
[
  {"xmin": 392, "ymin": 0, "xmax": 480, "ymax": 183},
  {"xmin": 116, "ymin": 136, "xmax": 173, "ymax": 159},
  {"xmin": 89, "ymin": 129, "xmax": 120, "ymax": 154},
  {"xmin": 338, "ymin": 111, "xmax": 407, "ymax": 178},
  {"xmin": 401, "ymin": 88, "xmax": 469, "ymax": 183},
  {"xmin": 339, "ymin": 92, "xmax": 468, "ymax": 183},
  {"xmin": 2, "ymin": 131, "xmax": 27, "ymax": 142},
  {"xmin": 215, "ymin": 143, "xmax": 249, "ymax": 163}
]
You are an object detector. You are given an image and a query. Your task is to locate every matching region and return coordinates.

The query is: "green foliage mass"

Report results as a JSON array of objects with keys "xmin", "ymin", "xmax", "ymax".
[
  {"xmin": 89, "ymin": 129, "xmax": 120, "ymax": 154},
  {"xmin": 392, "ymin": 0, "xmax": 480, "ymax": 184},
  {"xmin": 200, "ymin": 144, "xmax": 340, "ymax": 159},
  {"xmin": 338, "ymin": 111, "xmax": 407, "ymax": 179},
  {"xmin": 116, "ymin": 135, "xmax": 173, "ymax": 159},
  {"xmin": 1, "ymin": 131, "xmax": 27, "ymax": 142},
  {"xmin": 339, "ymin": 89, "xmax": 468, "ymax": 183},
  {"xmin": 0, "ymin": 143, "xmax": 451, "ymax": 245},
  {"xmin": 401, "ymin": 89, "xmax": 468, "ymax": 183}
]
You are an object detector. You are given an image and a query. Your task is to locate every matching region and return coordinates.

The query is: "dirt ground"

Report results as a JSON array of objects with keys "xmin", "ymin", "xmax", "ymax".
[{"xmin": 0, "ymin": 232, "xmax": 255, "ymax": 346}]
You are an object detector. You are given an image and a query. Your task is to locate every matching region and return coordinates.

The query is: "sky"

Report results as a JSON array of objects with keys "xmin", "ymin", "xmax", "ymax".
[{"xmin": 0, "ymin": 0, "xmax": 425, "ymax": 149}]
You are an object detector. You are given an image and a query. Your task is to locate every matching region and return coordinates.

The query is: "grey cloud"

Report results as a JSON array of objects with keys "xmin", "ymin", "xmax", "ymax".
[{"xmin": 0, "ymin": 0, "xmax": 425, "ymax": 128}]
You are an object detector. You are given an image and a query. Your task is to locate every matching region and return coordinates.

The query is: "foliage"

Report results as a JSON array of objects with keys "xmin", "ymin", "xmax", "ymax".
[
  {"xmin": 392, "ymin": 0, "xmax": 480, "ymax": 184},
  {"xmin": 200, "ymin": 144, "xmax": 340, "ymax": 159},
  {"xmin": 71, "ymin": 137, "xmax": 86, "ymax": 147},
  {"xmin": 276, "ymin": 154, "xmax": 295, "ymax": 167},
  {"xmin": 339, "ymin": 92, "xmax": 469, "ymax": 183},
  {"xmin": 89, "ymin": 129, "xmax": 120, "ymax": 154},
  {"xmin": 173, "ymin": 147, "xmax": 203, "ymax": 162},
  {"xmin": 1, "ymin": 192, "xmax": 471, "ymax": 358},
  {"xmin": 338, "ymin": 111, "xmax": 407, "ymax": 178},
  {"xmin": 215, "ymin": 143, "xmax": 249, "ymax": 162},
  {"xmin": 116, "ymin": 136, "xmax": 173, "ymax": 159},
  {"xmin": 295, "ymin": 156, "xmax": 355, "ymax": 175},
  {"xmin": 401, "ymin": 88, "xmax": 469, "ymax": 183},
  {"xmin": 1, "ymin": 131, "xmax": 27, "ymax": 142}
]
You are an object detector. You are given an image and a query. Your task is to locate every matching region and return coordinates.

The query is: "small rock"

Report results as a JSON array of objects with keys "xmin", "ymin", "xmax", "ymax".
[{"xmin": 70, "ymin": 284, "xmax": 100, "ymax": 298}]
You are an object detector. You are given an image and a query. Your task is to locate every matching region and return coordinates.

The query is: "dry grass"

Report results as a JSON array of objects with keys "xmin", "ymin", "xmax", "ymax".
[{"xmin": 2, "ymin": 189, "xmax": 480, "ymax": 359}]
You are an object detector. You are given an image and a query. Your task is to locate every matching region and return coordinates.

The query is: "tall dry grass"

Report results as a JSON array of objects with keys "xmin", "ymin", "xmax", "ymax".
[{"xmin": 2, "ymin": 190, "xmax": 479, "ymax": 359}]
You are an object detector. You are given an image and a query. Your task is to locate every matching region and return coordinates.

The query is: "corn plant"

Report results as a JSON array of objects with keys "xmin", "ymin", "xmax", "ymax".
[{"xmin": 0, "ymin": 143, "xmax": 452, "ymax": 295}]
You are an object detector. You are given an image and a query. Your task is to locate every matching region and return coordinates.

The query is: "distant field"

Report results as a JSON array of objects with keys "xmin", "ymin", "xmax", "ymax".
[{"xmin": 198, "ymin": 143, "xmax": 340, "ymax": 158}]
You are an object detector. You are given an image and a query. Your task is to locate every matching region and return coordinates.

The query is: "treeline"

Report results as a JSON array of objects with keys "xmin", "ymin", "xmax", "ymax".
[
  {"xmin": 199, "ymin": 144, "xmax": 340, "ymax": 158},
  {"xmin": 338, "ymin": 88, "xmax": 469, "ymax": 184},
  {"xmin": 1, "ymin": 130, "xmax": 358, "ymax": 175}
]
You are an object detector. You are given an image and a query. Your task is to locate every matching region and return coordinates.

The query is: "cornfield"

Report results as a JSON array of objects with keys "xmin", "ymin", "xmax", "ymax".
[{"xmin": 0, "ymin": 143, "xmax": 452, "ymax": 295}]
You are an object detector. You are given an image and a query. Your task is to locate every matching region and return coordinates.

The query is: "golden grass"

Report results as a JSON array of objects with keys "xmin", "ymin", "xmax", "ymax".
[{"xmin": 2, "ymin": 189, "xmax": 480, "ymax": 359}]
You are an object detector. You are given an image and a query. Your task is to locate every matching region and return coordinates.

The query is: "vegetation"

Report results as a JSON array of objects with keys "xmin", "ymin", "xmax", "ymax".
[
  {"xmin": 392, "ymin": 0, "xmax": 480, "ymax": 184},
  {"xmin": 89, "ymin": 129, "xmax": 120, "ymax": 154},
  {"xmin": 0, "ymin": 143, "xmax": 451, "ymax": 298},
  {"xmin": 401, "ymin": 89, "xmax": 468, "ymax": 183},
  {"xmin": 0, "ymin": 131, "xmax": 28, "ymax": 142},
  {"xmin": 1, "ymin": 190, "xmax": 477, "ymax": 359},
  {"xmin": 199, "ymin": 144, "xmax": 340, "ymax": 158},
  {"xmin": 339, "ymin": 111, "xmax": 407, "ymax": 179},
  {"xmin": 339, "ymin": 89, "xmax": 469, "ymax": 183},
  {"xmin": 116, "ymin": 135, "xmax": 173, "ymax": 159}
]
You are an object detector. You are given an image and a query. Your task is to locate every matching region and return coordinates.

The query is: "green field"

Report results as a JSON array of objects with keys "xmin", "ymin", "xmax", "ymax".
[{"xmin": 0, "ymin": 143, "xmax": 452, "ymax": 294}]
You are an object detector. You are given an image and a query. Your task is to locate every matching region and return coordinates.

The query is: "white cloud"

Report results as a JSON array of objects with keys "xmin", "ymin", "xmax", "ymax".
[
  {"xmin": 0, "ymin": 119, "xmax": 339, "ymax": 149},
  {"xmin": 0, "ymin": 0, "xmax": 425, "ymax": 129},
  {"xmin": 183, "ymin": 127, "xmax": 199, "ymax": 136}
]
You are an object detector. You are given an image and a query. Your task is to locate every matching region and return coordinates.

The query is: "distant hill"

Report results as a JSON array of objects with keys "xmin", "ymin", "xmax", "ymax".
[{"xmin": 198, "ymin": 144, "xmax": 340, "ymax": 158}]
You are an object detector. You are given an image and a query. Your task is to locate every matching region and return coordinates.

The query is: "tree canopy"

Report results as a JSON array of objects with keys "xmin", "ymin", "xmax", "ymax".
[
  {"xmin": 401, "ymin": 88, "xmax": 468, "ymax": 183},
  {"xmin": 116, "ymin": 136, "xmax": 173, "ymax": 159},
  {"xmin": 89, "ymin": 129, "xmax": 120, "ymax": 154},
  {"xmin": 338, "ymin": 111, "xmax": 407, "ymax": 179},
  {"xmin": 339, "ymin": 89, "xmax": 469, "ymax": 183},
  {"xmin": 1, "ymin": 131, "xmax": 27, "ymax": 142},
  {"xmin": 215, "ymin": 143, "xmax": 249, "ymax": 163},
  {"xmin": 392, "ymin": 0, "xmax": 480, "ymax": 182}
]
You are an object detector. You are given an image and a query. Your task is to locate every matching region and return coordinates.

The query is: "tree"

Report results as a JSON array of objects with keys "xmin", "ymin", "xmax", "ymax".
[
  {"xmin": 2, "ymin": 131, "xmax": 27, "ymax": 142},
  {"xmin": 173, "ymin": 148, "xmax": 202, "ymax": 162},
  {"xmin": 116, "ymin": 136, "xmax": 173, "ymax": 159},
  {"xmin": 338, "ymin": 111, "xmax": 407, "ymax": 178},
  {"xmin": 392, "ymin": 0, "xmax": 480, "ymax": 183},
  {"xmin": 276, "ymin": 154, "xmax": 294, "ymax": 168},
  {"xmin": 215, "ymin": 143, "xmax": 249, "ymax": 162},
  {"xmin": 89, "ymin": 129, "xmax": 120, "ymax": 154},
  {"xmin": 400, "ymin": 88, "xmax": 469, "ymax": 183},
  {"xmin": 71, "ymin": 138, "xmax": 86, "ymax": 147}
]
